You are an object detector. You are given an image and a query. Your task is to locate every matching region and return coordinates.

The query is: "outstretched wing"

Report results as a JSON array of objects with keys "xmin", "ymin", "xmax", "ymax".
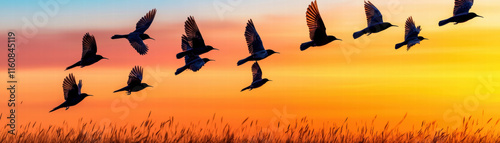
[
  {"xmin": 62, "ymin": 73, "xmax": 80, "ymax": 100},
  {"xmin": 306, "ymin": 0, "xmax": 327, "ymax": 41},
  {"xmin": 127, "ymin": 66, "xmax": 143, "ymax": 85},
  {"xmin": 252, "ymin": 62, "xmax": 263, "ymax": 82},
  {"xmin": 245, "ymin": 19, "xmax": 265, "ymax": 54},
  {"xmin": 134, "ymin": 9, "xmax": 157, "ymax": 33},
  {"xmin": 404, "ymin": 17, "xmax": 420, "ymax": 39},
  {"xmin": 184, "ymin": 16, "xmax": 206, "ymax": 49},
  {"xmin": 454, "ymin": 0, "xmax": 473, "ymax": 16},
  {"xmin": 81, "ymin": 33, "xmax": 97, "ymax": 59},
  {"xmin": 365, "ymin": 1, "xmax": 383, "ymax": 26},
  {"xmin": 128, "ymin": 37, "xmax": 149, "ymax": 55}
]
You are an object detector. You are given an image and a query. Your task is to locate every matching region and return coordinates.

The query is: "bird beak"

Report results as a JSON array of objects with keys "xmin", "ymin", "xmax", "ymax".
[
  {"xmin": 392, "ymin": 25, "xmax": 398, "ymax": 27},
  {"xmin": 103, "ymin": 57, "xmax": 109, "ymax": 60},
  {"xmin": 214, "ymin": 48, "xmax": 219, "ymax": 50},
  {"xmin": 88, "ymin": 95, "xmax": 93, "ymax": 96},
  {"xmin": 337, "ymin": 39, "xmax": 343, "ymax": 41},
  {"xmin": 151, "ymin": 38, "xmax": 156, "ymax": 40},
  {"xmin": 209, "ymin": 59, "xmax": 216, "ymax": 61},
  {"xmin": 423, "ymin": 38, "xmax": 429, "ymax": 40},
  {"xmin": 477, "ymin": 15, "xmax": 484, "ymax": 18},
  {"xmin": 148, "ymin": 85, "xmax": 153, "ymax": 87},
  {"xmin": 276, "ymin": 52, "xmax": 280, "ymax": 54}
]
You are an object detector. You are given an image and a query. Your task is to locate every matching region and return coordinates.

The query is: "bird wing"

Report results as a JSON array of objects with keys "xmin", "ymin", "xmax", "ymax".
[
  {"xmin": 62, "ymin": 73, "xmax": 79, "ymax": 100},
  {"xmin": 181, "ymin": 35, "xmax": 200, "ymax": 63},
  {"xmin": 245, "ymin": 19, "xmax": 265, "ymax": 54},
  {"xmin": 134, "ymin": 9, "xmax": 156, "ymax": 33},
  {"xmin": 365, "ymin": 1, "xmax": 384, "ymax": 26},
  {"xmin": 252, "ymin": 62, "xmax": 263, "ymax": 82},
  {"xmin": 454, "ymin": 0, "xmax": 473, "ymax": 16},
  {"xmin": 306, "ymin": 0, "xmax": 327, "ymax": 41},
  {"xmin": 184, "ymin": 16, "xmax": 206, "ymax": 49},
  {"xmin": 127, "ymin": 66, "xmax": 143, "ymax": 85},
  {"xmin": 128, "ymin": 36, "xmax": 149, "ymax": 55},
  {"xmin": 404, "ymin": 17, "xmax": 420, "ymax": 39},
  {"xmin": 81, "ymin": 33, "xmax": 97, "ymax": 59}
]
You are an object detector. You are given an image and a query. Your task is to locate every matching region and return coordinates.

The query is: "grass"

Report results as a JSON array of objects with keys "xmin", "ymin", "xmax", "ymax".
[{"xmin": 2, "ymin": 113, "xmax": 500, "ymax": 142}]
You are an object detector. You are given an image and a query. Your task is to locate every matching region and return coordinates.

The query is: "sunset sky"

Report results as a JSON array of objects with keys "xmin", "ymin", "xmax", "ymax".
[{"xmin": 1, "ymin": 0, "xmax": 500, "ymax": 130}]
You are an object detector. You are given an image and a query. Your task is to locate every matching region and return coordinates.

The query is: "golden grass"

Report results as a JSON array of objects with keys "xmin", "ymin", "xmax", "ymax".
[{"xmin": 2, "ymin": 113, "xmax": 500, "ymax": 142}]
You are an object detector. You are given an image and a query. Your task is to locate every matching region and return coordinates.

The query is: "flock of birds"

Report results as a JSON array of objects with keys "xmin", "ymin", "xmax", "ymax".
[{"xmin": 50, "ymin": 0, "xmax": 482, "ymax": 112}]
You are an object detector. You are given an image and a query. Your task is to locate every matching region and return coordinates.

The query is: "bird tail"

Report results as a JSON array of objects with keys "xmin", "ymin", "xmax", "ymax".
[
  {"xmin": 300, "ymin": 41, "xmax": 314, "ymax": 51},
  {"xmin": 65, "ymin": 61, "xmax": 81, "ymax": 70},
  {"xmin": 175, "ymin": 66, "xmax": 189, "ymax": 75},
  {"xmin": 237, "ymin": 57, "xmax": 251, "ymax": 66},
  {"xmin": 395, "ymin": 42, "xmax": 406, "ymax": 50},
  {"xmin": 439, "ymin": 19, "xmax": 450, "ymax": 26},
  {"xmin": 49, "ymin": 103, "xmax": 65, "ymax": 113},
  {"xmin": 114, "ymin": 87, "xmax": 128, "ymax": 93},
  {"xmin": 176, "ymin": 51, "xmax": 188, "ymax": 59},
  {"xmin": 353, "ymin": 30, "xmax": 365, "ymax": 39},
  {"xmin": 111, "ymin": 34, "xmax": 128, "ymax": 39},
  {"xmin": 241, "ymin": 86, "xmax": 251, "ymax": 92}
]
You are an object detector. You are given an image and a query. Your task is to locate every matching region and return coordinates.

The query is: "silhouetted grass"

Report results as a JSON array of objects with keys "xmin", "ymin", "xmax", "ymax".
[{"xmin": 2, "ymin": 113, "xmax": 500, "ymax": 142}]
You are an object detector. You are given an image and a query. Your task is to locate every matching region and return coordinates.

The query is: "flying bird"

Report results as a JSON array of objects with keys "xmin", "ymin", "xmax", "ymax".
[
  {"xmin": 114, "ymin": 66, "xmax": 152, "ymax": 95},
  {"xmin": 241, "ymin": 62, "xmax": 271, "ymax": 92},
  {"xmin": 395, "ymin": 17, "xmax": 428, "ymax": 51},
  {"xmin": 439, "ymin": 0, "xmax": 482, "ymax": 26},
  {"xmin": 175, "ymin": 36, "xmax": 214, "ymax": 75},
  {"xmin": 237, "ymin": 19, "xmax": 279, "ymax": 66},
  {"xmin": 111, "ymin": 9, "xmax": 156, "ymax": 55},
  {"xmin": 300, "ymin": 0, "xmax": 341, "ymax": 51},
  {"xmin": 353, "ymin": 1, "xmax": 397, "ymax": 39},
  {"xmin": 176, "ymin": 16, "xmax": 218, "ymax": 59},
  {"xmin": 66, "ymin": 33, "xmax": 107, "ymax": 70},
  {"xmin": 50, "ymin": 74, "xmax": 92, "ymax": 112}
]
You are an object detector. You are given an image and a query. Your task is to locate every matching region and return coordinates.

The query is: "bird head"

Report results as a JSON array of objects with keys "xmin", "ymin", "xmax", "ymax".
[
  {"xmin": 97, "ymin": 55, "xmax": 108, "ymax": 60},
  {"xmin": 266, "ymin": 49, "xmax": 280, "ymax": 55},
  {"xmin": 81, "ymin": 93, "xmax": 93, "ymax": 98},
  {"xmin": 470, "ymin": 13, "xmax": 483, "ymax": 18},
  {"xmin": 418, "ymin": 36, "xmax": 428, "ymax": 41},
  {"xmin": 207, "ymin": 46, "xmax": 219, "ymax": 51},
  {"xmin": 140, "ymin": 34, "xmax": 155, "ymax": 40},
  {"xmin": 141, "ymin": 83, "xmax": 153, "ymax": 88},
  {"xmin": 327, "ymin": 36, "xmax": 342, "ymax": 42},
  {"xmin": 202, "ymin": 58, "xmax": 215, "ymax": 63}
]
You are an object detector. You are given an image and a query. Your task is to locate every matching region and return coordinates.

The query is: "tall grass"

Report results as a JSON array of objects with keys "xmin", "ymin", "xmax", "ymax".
[{"xmin": 2, "ymin": 113, "xmax": 500, "ymax": 142}]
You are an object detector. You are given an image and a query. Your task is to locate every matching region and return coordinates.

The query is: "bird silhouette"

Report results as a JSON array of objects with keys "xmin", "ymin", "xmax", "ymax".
[
  {"xmin": 50, "ymin": 73, "xmax": 92, "ymax": 112},
  {"xmin": 66, "ymin": 33, "xmax": 107, "ymax": 70},
  {"xmin": 111, "ymin": 9, "xmax": 156, "ymax": 55},
  {"xmin": 439, "ymin": 0, "xmax": 482, "ymax": 26},
  {"xmin": 395, "ymin": 17, "xmax": 428, "ymax": 51},
  {"xmin": 175, "ymin": 35, "xmax": 214, "ymax": 75},
  {"xmin": 300, "ymin": 0, "xmax": 341, "ymax": 51},
  {"xmin": 114, "ymin": 66, "xmax": 152, "ymax": 95},
  {"xmin": 176, "ymin": 16, "xmax": 218, "ymax": 59},
  {"xmin": 353, "ymin": 1, "xmax": 397, "ymax": 39},
  {"xmin": 241, "ymin": 62, "xmax": 271, "ymax": 92},
  {"xmin": 237, "ymin": 19, "xmax": 279, "ymax": 66}
]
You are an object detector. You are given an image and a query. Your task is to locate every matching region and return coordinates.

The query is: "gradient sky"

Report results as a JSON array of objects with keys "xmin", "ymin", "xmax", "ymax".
[{"xmin": 1, "ymin": 0, "xmax": 500, "ymax": 130}]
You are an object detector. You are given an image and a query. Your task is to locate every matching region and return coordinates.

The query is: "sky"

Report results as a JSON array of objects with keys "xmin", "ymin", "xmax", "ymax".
[{"xmin": 1, "ymin": 0, "xmax": 500, "ymax": 130}]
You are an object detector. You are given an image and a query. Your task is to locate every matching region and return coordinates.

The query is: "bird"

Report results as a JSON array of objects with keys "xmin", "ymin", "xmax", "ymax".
[
  {"xmin": 114, "ymin": 66, "xmax": 152, "ymax": 95},
  {"xmin": 439, "ymin": 0, "xmax": 482, "ymax": 26},
  {"xmin": 395, "ymin": 17, "xmax": 428, "ymax": 51},
  {"xmin": 241, "ymin": 62, "xmax": 271, "ymax": 92},
  {"xmin": 66, "ymin": 33, "xmax": 108, "ymax": 70},
  {"xmin": 50, "ymin": 73, "xmax": 92, "ymax": 112},
  {"xmin": 111, "ymin": 9, "xmax": 156, "ymax": 55},
  {"xmin": 353, "ymin": 1, "xmax": 397, "ymax": 39},
  {"xmin": 176, "ymin": 16, "xmax": 218, "ymax": 59},
  {"xmin": 175, "ymin": 35, "xmax": 214, "ymax": 75},
  {"xmin": 300, "ymin": 0, "xmax": 341, "ymax": 51},
  {"xmin": 237, "ymin": 19, "xmax": 279, "ymax": 66}
]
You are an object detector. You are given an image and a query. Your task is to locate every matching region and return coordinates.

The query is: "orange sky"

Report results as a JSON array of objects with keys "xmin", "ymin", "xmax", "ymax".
[{"xmin": 1, "ymin": 0, "xmax": 500, "ymax": 130}]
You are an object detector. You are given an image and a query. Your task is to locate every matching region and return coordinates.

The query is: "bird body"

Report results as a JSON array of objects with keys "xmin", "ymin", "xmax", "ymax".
[
  {"xmin": 301, "ymin": 0, "xmax": 341, "ymax": 51},
  {"xmin": 114, "ymin": 66, "xmax": 152, "ymax": 95},
  {"xmin": 241, "ymin": 62, "xmax": 270, "ymax": 92},
  {"xmin": 353, "ymin": 1, "xmax": 396, "ymax": 39},
  {"xmin": 395, "ymin": 17, "xmax": 427, "ymax": 51},
  {"xmin": 111, "ymin": 9, "xmax": 156, "ymax": 55},
  {"xmin": 176, "ymin": 16, "xmax": 217, "ymax": 59},
  {"xmin": 66, "ymin": 33, "xmax": 107, "ymax": 70},
  {"xmin": 175, "ymin": 36, "xmax": 213, "ymax": 75},
  {"xmin": 237, "ymin": 19, "xmax": 278, "ymax": 66},
  {"xmin": 439, "ymin": 0, "xmax": 482, "ymax": 26},
  {"xmin": 50, "ymin": 74, "xmax": 92, "ymax": 112}
]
